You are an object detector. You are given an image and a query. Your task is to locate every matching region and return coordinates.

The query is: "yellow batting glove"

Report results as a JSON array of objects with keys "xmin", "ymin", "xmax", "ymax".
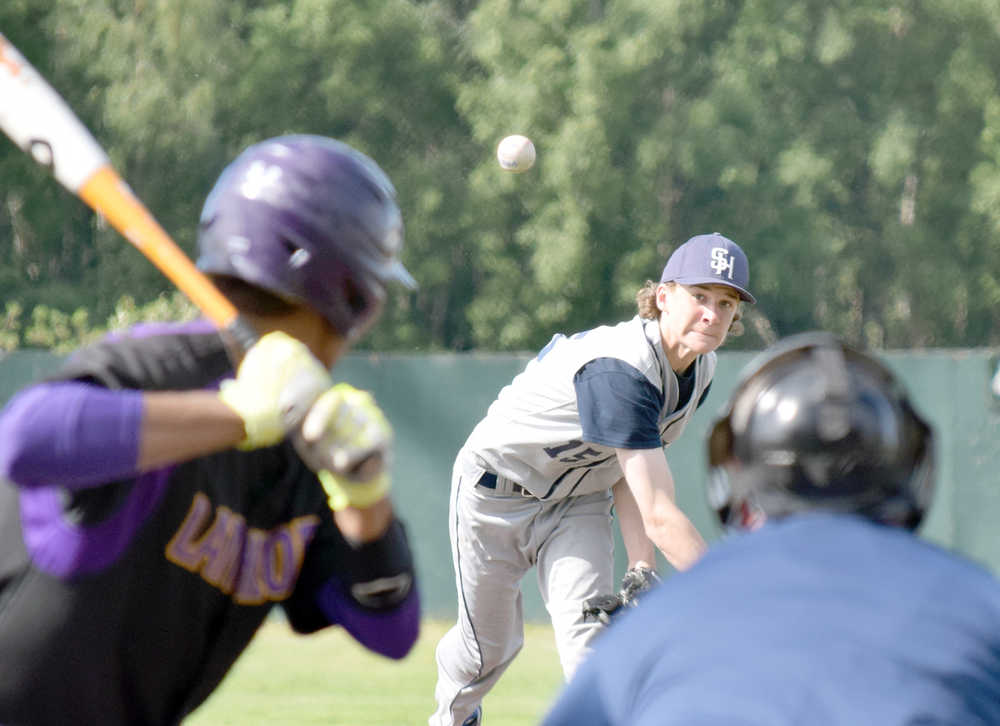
[
  {"xmin": 317, "ymin": 469, "xmax": 391, "ymax": 512},
  {"xmin": 296, "ymin": 383, "xmax": 393, "ymax": 510},
  {"xmin": 218, "ymin": 331, "xmax": 332, "ymax": 449}
]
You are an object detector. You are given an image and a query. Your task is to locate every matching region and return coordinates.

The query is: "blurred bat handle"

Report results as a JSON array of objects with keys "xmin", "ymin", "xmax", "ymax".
[{"xmin": 222, "ymin": 317, "xmax": 261, "ymax": 359}]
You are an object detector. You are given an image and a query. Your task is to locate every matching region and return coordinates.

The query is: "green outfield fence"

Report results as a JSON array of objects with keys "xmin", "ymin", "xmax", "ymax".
[{"xmin": 3, "ymin": 347, "xmax": 999, "ymax": 621}]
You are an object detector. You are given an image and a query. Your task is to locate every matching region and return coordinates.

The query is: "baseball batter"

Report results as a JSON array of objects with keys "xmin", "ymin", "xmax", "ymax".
[
  {"xmin": 0, "ymin": 136, "xmax": 419, "ymax": 725},
  {"xmin": 542, "ymin": 333, "xmax": 1000, "ymax": 725},
  {"xmin": 429, "ymin": 234, "xmax": 755, "ymax": 726}
]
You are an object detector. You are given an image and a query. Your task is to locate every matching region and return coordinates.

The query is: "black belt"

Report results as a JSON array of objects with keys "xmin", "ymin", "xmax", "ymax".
[{"xmin": 477, "ymin": 471, "xmax": 530, "ymax": 497}]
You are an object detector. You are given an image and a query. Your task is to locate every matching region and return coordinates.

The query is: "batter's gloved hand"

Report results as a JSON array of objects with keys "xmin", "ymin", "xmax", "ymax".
[
  {"xmin": 218, "ymin": 331, "xmax": 331, "ymax": 450},
  {"xmin": 295, "ymin": 383, "xmax": 393, "ymax": 510}
]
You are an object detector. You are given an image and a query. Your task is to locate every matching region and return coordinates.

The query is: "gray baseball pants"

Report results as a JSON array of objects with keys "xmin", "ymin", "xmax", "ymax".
[{"xmin": 429, "ymin": 449, "xmax": 615, "ymax": 726}]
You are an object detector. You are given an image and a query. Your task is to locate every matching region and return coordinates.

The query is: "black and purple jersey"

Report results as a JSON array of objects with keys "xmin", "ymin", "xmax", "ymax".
[{"xmin": 0, "ymin": 320, "xmax": 418, "ymax": 726}]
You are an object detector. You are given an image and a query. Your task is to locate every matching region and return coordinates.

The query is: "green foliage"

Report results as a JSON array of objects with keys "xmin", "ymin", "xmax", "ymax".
[
  {"xmin": 102, "ymin": 292, "xmax": 199, "ymax": 332},
  {"xmin": 0, "ymin": 303, "xmax": 23, "ymax": 352},
  {"xmin": 1, "ymin": 0, "xmax": 999, "ymax": 352},
  {"xmin": 1, "ymin": 293, "xmax": 197, "ymax": 352},
  {"xmin": 24, "ymin": 306, "xmax": 93, "ymax": 353}
]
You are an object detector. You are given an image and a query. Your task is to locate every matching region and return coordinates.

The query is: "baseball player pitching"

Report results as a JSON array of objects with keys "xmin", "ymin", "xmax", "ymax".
[{"xmin": 429, "ymin": 233, "xmax": 755, "ymax": 726}]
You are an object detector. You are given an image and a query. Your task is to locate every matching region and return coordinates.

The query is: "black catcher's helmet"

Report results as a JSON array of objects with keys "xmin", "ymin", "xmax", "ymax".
[{"xmin": 706, "ymin": 332, "xmax": 935, "ymax": 531}]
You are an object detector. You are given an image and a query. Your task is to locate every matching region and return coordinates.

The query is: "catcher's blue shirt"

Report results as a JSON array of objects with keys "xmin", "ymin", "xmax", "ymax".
[{"xmin": 542, "ymin": 513, "xmax": 1000, "ymax": 726}]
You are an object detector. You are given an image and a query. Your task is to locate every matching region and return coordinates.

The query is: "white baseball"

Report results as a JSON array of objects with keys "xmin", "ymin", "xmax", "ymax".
[{"xmin": 497, "ymin": 135, "xmax": 535, "ymax": 173}]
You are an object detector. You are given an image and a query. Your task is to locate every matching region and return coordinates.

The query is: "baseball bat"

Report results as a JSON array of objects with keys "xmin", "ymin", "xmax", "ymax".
[
  {"xmin": 0, "ymin": 33, "xmax": 257, "ymax": 354},
  {"xmin": 0, "ymin": 35, "xmax": 380, "ymax": 487}
]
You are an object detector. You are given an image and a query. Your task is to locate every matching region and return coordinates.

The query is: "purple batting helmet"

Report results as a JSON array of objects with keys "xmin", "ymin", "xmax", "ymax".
[{"xmin": 196, "ymin": 135, "xmax": 416, "ymax": 340}]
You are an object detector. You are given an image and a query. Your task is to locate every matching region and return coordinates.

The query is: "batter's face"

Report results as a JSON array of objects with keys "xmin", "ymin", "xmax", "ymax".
[
  {"xmin": 255, "ymin": 305, "xmax": 347, "ymax": 369},
  {"xmin": 657, "ymin": 283, "xmax": 740, "ymax": 370}
]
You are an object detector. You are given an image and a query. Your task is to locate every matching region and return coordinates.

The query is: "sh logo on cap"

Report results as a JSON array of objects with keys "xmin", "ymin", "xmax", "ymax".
[
  {"xmin": 710, "ymin": 247, "xmax": 736, "ymax": 279},
  {"xmin": 660, "ymin": 233, "xmax": 756, "ymax": 304}
]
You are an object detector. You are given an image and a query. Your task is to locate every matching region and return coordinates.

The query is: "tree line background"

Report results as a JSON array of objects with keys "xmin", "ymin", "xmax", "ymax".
[{"xmin": 2, "ymin": 0, "xmax": 999, "ymax": 354}]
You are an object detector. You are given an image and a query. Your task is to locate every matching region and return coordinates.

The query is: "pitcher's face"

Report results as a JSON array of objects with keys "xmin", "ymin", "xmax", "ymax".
[{"xmin": 658, "ymin": 282, "xmax": 740, "ymax": 359}]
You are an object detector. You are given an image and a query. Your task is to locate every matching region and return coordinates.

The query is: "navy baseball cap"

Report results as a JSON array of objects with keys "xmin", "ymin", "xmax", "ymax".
[{"xmin": 660, "ymin": 233, "xmax": 756, "ymax": 303}]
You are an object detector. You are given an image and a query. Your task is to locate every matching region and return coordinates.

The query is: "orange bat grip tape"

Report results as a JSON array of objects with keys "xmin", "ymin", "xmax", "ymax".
[{"xmin": 79, "ymin": 166, "xmax": 239, "ymax": 329}]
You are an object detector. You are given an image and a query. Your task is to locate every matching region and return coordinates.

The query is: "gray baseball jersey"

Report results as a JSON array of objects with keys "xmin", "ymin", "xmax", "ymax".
[
  {"xmin": 431, "ymin": 315, "xmax": 718, "ymax": 725},
  {"xmin": 464, "ymin": 315, "xmax": 716, "ymax": 497}
]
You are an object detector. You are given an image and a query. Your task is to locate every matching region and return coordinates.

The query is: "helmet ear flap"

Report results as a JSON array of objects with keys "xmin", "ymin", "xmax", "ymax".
[
  {"xmin": 896, "ymin": 401, "xmax": 936, "ymax": 530},
  {"xmin": 707, "ymin": 416, "xmax": 733, "ymax": 469},
  {"xmin": 706, "ymin": 417, "xmax": 736, "ymax": 527},
  {"xmin": 344, "ymin": 277, "xmax": 370, "ymax": 318},
  {"xmin": 336, "ymin": 275, "xmax": 385, "ymax": 340}
]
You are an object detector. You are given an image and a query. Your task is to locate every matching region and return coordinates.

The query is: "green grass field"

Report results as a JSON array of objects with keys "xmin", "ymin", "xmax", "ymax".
[{"xmin": 186, "ymin": 619, "xmax": 564, "ymax": 726}]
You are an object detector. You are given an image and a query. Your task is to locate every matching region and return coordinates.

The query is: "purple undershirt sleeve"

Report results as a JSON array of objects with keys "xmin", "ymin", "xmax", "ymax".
[
  {"xmin": 0, "ymin": 381, "xmax": 143, "ymax": 490},
  {"xmin": 316, "ymin": 578, "xmax": 420, "ymax": 660}
]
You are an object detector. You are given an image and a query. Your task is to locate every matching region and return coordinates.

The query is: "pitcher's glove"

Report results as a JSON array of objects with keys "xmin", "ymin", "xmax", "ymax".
[
  {"xmin": 581, "ymin": 593, "xmax": 625, "ymax": 625},
  {"xmin": 582, "ymin": 566, "xmax": 661, "ymax": 625},
  {"xmin": 620, "ymin": 565, "xmax": 661, "ymax": 603}
]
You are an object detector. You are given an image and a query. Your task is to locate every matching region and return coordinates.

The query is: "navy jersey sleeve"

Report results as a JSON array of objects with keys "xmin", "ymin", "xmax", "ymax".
[
  {"xmin": 574, "ymin": 358, "xmax": 663, "ymax": 450},
  {"xmin": 697, "ymin": 382, "xmax": 712, "ymax": 409}
]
